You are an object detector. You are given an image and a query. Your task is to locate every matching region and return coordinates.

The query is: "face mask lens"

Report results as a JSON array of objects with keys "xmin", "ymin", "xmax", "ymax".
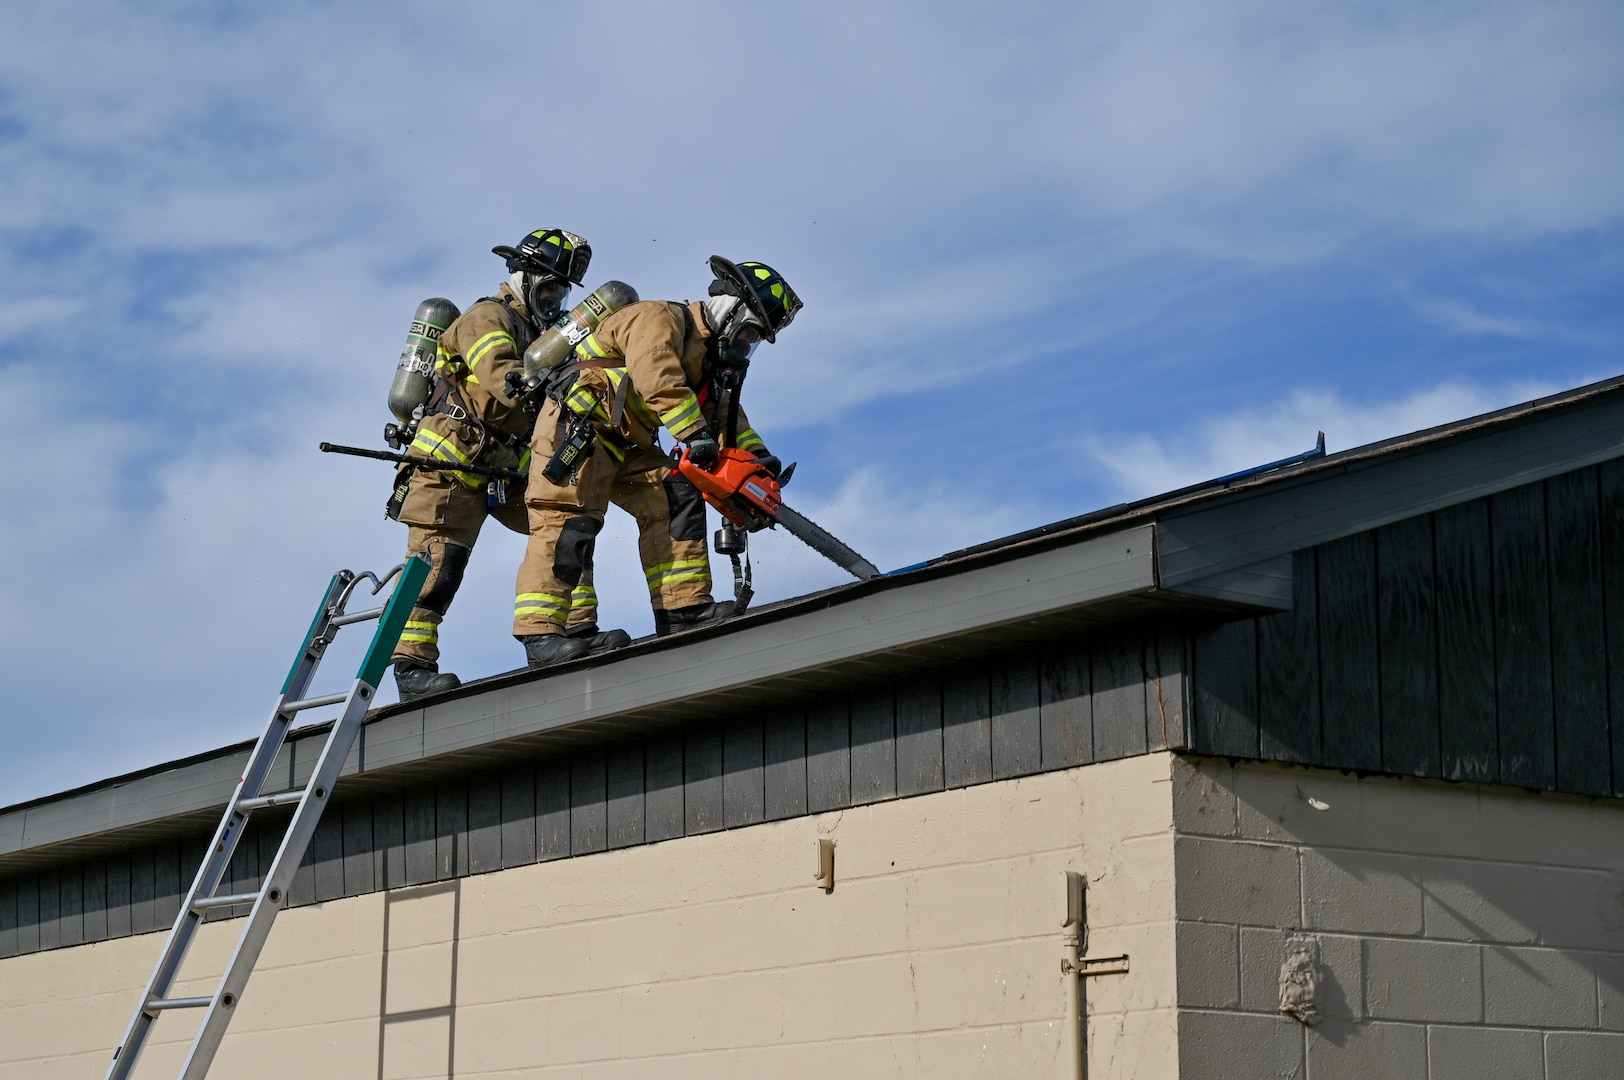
[{"xmin": 530, "ymin": 278, "xmax": 568, "ymax": 323}]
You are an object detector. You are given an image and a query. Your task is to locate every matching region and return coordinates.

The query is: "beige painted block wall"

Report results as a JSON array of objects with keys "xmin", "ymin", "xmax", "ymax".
[
  {"xmin": 1172, "ymin": 758, "xmax": 1624, "ymax": 1080},
  {"xmin": 0, "ymin": 753, "xmax": 1180, "ymax": 1080}
]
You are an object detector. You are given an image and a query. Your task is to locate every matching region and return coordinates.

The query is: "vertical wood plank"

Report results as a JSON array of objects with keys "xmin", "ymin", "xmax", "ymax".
[
  {"xmin": 645, "ymin": 733, "xmax": 686, "ymax": 843},
  {"xmin": 289, "ymin": 837, "xmax": 316, "ymax": 907},
  {"xmin": 105, "ymin": 853, "xmax": 132, "ymax": 940},
  {"xmin": 82, "ymin": 859, "xmax": 108, "ymax": 943},
  {"xmin": 850, "ymin": 687, "xmax": 898, "ymax": 804},
  {"xmin": 607, "ymin": 742, "xmax": 646, "ymax": 849},
  {"xmin": 0, "ymin": 877, "xmax": 17, "ymax": 958},
  {"xmin": 1377, "ymin": 516, "xmax": 1441, "ymax": 777},
  {"xmin": 217, "ymin": 825, "xmax": 259, "ymax": 921},
  {"xmin": 36, "ymin": 869, "xmax": 60, "ymax": 951},
  {"xmin": 1492, "ymin": 484, "xmax": 1556, "ymax": 789},
  {"xmin": 1040, "ymin": 643, "xmax": 1092, "ymax": 768},
  {"xmin": 374, "ymin": 795, "xmax": 406, "ymax": 891},
  {"xmin": 1150, "ymin": 630, "xmax": 1191, "ymax": 750},
  {"xmin": 806, "ymin": 697, "xmax": 852, "ymax": 811},
  {"xmin": 435, "ymin": 779, "xmax": 468, "ymax": 880},
  {"xmin": 991, "ymin": 659, "xmax": 1041, "ymax": 778},
  {"xmin": 942, "ymin": 670, "xmax": 991, "ymax": 787},
  {"xmin": 1435, "ymin": 500, "xmax": 1498, "ymax": 783},
  {"xmin": 1546, "ymin": 469, "xmax": 1610, "ymax": 796},
  {"xmin": 130, "ymin": 846, "xmax": 158, "ymax": 935},
  {"xmin": 1193, "ymin": 619, "xmax": 1259, "ymax": 757},
  {"xmin": 764, "ymin": 708, "xmax": 808, "ymax": 820},
  {"xmin": 15, "ymin": 875, "xmax": 38, "ymax": 954},
  {"xmin": 684, "ymin": 727, "xmax": 725, "ymax": 835},
  {"xmin": 467, "ymin": 771, "xmax": 503, "ymax": 874},
  {"xmin": 536, "ymin": 757, "xmax": 572, "ymax": 860},
  {"xmin": 1600, "ymin": 459, "xmax": 1624, "ymax": 797},
  {"xmin": 895, "ymin": 674, "xmax": 944, "ymax": 796},
  {"xmin": 1319, "ymin": 534, "xmax": 1382, "ymax": 772},
  {"xmin": 1257, "ymin": 550, "xmax": 1321, "ymax": 764},
  {"xmin": 500, "ymin": 763, "xmax": 538, "ymax": 868},
  {"xmin": 342, "ymin": 802, "xmax": 376, "ymax": 898},
  {"xmin": 571, "ymin": 750, "xmax": 608, "ymax": 854},
  {"xmin": 312, "ymin": 814, "xmax": 345, "ymax": 902},
  {"xmin": 58, "ymin": 864, "xmax": 84, "ymax": 948},
  {"xmin": 259, "ymin": 816, "xmax": 292, "ymax": 900},
  {"xmin": 1093, "ymin": 633, "xmax": 1149, "ymax": 761},
  {"xmin": 724, "ymin": 718, "xmax": 766, "ymax": 827},
  {"xmin": 155, "ymin": 843, "xmax": 183, "ymax": 926},
  {"xmin": 403, "ymin": 789, "xmax": 437, "ymax": 885}
]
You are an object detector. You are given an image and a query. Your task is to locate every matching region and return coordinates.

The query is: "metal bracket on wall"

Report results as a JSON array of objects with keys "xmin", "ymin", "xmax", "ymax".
[{"xmin": 1062, "ymin": 954, "xmax": 1130, "ymax": 977}]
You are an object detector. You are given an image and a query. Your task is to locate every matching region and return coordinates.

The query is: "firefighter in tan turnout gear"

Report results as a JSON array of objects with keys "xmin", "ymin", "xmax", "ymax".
[
  {"xmin": 513, "ymin": 257, "xmax": 802, "ymax": 667},
  {"xmin": 387, "ymin": 229, "xmax": 595, "ymax": 701}
]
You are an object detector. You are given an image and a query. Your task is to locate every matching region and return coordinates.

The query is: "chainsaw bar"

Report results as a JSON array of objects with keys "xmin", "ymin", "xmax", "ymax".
[{"xmin": 774, "ymin": 503, "xmax": 881, "ymax": 580}]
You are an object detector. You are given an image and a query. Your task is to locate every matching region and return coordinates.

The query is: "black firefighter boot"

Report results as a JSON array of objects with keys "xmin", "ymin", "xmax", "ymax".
[
  {"xmin": 652, "ymin": 601, "xmax": 737, "ymax": 637},
  {"xmin": 393, "ymin": 659, "xmax": 461, "ymax": 702},
  {"xmin": 521, "ymin": 626, "xmax": 631, "ymax": 668}
]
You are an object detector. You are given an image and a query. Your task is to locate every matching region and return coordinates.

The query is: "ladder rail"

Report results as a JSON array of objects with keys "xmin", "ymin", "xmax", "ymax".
[{"xmin": 104, "ymin": 556, "xmax": 427, "ymax": 1080}]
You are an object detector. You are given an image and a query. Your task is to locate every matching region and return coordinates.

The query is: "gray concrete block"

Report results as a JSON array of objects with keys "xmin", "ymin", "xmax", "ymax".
[
  {"xmin": 1537, "ymin": 867, "xmax": 1624, "ymax": 952},
  {"xmin": 1359, "ymin": 775, "xmax": 1483, "ymax": 858},
  {"xmin": 1477, "ymin": 791, "xmax": 1595, "ymax": 869},
  {"xmin": 1483, "ymin": 946, "xmax": 1598, "ymax": 1028},
  {"xmin": 1363, "ymin": 939, "xmax": 1482, "ymax": 1023},
  {"xmin": 1423, "ymin": 858, "xmax": 1539, "ymax": 943},
  {"xmin": 1600, "ymin": 954, "xmax": 1624, "ymax": 1033},
  {"xmin": 1232, "ymin": 762, "xmax": 1362, "ymax": 848},
  {"xmin": 1305, "ymin": 1020, "xmax": 1426, "ymax": 1080},
  {"xmin": 1172, "ymin": 758, "xmax": 1238, "ymax": 838},
  {"xmin": 1177, "ymin": 920, "xmax": 1240, "ymax": 1009},
  {"xmin": 1544, "ymin": 1031, "xmax": 1624, "ymax": 1080},
  {"xmin": 1428, "ymin": 1025, "xmax": 1544, "ymax": 1080},
  {"xmin": 1177, "ymin": 1009, "xmax": 1304, "ymax": 1080},
  {"xmin": 1303, "ymin": 849, "xmax": 1424, "ymax": 936},
  {"xmin": 1176, "ymin": 836, "xmax": 1301, "ymax": 927},
  {"xmin": 1239, "ymin": 928, "xmax": 1363, "ymax": 1022}
]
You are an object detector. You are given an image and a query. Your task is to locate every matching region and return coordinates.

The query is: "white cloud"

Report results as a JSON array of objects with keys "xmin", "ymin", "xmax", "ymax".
[{"xmin": 1086, "ymin": 376, "xmax": 1569, "ymax": 500}]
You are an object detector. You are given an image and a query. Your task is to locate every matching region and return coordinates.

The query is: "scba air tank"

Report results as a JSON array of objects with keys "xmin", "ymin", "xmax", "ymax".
[
  {"xmin": 388, "ymin": 298, "xmax": 461, "ymax": 423},
  {"xmin": 522, "ymin": 280, "xmax": 640, "ymax": 382}
]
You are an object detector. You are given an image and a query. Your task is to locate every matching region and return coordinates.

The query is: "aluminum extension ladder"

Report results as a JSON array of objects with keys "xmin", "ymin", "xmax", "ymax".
[{"xmin": 105, "ymin": 554, "xmax": 430, "ymax": 1080}]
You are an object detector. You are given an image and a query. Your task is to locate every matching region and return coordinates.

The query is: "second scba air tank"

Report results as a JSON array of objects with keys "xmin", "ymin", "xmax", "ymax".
[{"xmin": 522, "ymin": 280, "xmax": 640, "ymax": 383}]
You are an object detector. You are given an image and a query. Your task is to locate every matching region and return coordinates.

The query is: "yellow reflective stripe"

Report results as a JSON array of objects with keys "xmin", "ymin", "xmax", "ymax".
[
  {"xmin": 660, "ymin": 394, "xmax": 703, "ymax": 433},
  {"xmin": 466, "ymin": 330, "xmax": 515, "ymax": 368},
  {"xmin": 518, "ymin": 449, "xmax": 532, "ymax": 472},
  {"xmin": 410, "ymin": 431, "xmax": 471, "ymax": 464},
  {"xmin": 577, "ymin": 333, "xmax": 615, "ymax": 361},
  {"xmin": 735, "ymin": 428, "xmax": 765, "ymax": 451},
  {"xmin": 645, "ymin": 557, "xmax": 711, "ymax": 584},
  {"xmin": 514, "ymin": 592, "xmax": 570, "ymax": 616},
  {"xmin": 565, "ymin": 387, "xmax": 600, "ymax": 416},
  {"xmin": 571, "ymin": 585, "xmax": 597, "ymax": 603},
  {"xmin": 399, "ymin": 619, "xmax": 438, "ymax": 644},
  {"xmin": 659, "ymin": 569, "xmax": 712, "ymax": 588}
]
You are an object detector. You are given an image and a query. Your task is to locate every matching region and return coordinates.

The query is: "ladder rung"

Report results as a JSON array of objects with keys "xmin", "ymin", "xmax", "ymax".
[
  {"xmin": 331, "ymin": 604, "xmax": 386, "ymax": 627},
  {"xmin": 282, "ymin": 691, "xmax": 348, "ymax": 713},
  {"xmin": 145, "ymin": 996, "xmax": 212, "ymax": 1013},
  {"xmin": 192, "ymin": 892, "xmax": 260, "ymax": 912},
  {"xmin": 237, "ymin": 789, "xmax": 305, "ymax": 812}
]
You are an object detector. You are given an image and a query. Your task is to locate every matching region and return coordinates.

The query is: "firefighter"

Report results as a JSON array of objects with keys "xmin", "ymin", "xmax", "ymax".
[
  {"xmin": 388, "ymin": 229, "xmax": 623, "ymax": 701},
  {"xmin": 513, "ymin": 256, "xmax": 801, "ymax": 666}
]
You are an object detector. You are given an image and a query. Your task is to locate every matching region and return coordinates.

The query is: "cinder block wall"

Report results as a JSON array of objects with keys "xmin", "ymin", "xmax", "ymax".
[
  {"xmin": 1173, "ymin": 758, "xmax": 1624, "ymax": 1079},
  {"xmin": 0, "ymin": 755, "xmax": 1179, "ymax": 1080}
]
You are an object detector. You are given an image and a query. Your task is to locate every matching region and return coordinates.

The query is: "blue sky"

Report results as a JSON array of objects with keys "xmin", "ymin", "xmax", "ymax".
[{"xmin": 1, "ymin": 0, "xmax": 1620, "ymax": 806}]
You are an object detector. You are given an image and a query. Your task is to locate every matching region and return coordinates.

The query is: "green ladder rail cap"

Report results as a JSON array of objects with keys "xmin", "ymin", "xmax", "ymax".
[
  {"xmin": 282, "ymin": 573, "xmax": 346, "ymax": 695},
  {"xmin": 358, "ymin": 553, "xmax": 432, "ymax": 688}
]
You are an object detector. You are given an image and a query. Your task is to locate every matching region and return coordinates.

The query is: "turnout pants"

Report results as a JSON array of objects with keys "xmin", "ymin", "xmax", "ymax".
[
  {"xmin": 514, "ymin": 416, "xmax": 714, "ymax": 638},
  {"xmin": 391, "ymin": 466, "xmax": 528, "ymax": 666}
]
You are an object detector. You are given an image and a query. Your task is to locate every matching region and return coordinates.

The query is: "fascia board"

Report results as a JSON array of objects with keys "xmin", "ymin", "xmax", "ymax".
[{"xmin": 1157, "ymin": 390, "xmax": 1624, "ymax": 584}]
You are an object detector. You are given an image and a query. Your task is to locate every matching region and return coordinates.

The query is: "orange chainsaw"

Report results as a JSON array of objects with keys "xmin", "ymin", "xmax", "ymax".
[{"xmin": 675, "ymin": 446, "xmax": 880, "ymax": 610}]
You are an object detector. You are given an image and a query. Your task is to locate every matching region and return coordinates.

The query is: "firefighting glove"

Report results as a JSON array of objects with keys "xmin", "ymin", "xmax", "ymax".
[
  {"xmin": 754, "ymin": 452, "xmax": 783, "ymax": 477},
  {"xmin": 683, "ymin": 430, "xmax": 720, "ymax": 469}
]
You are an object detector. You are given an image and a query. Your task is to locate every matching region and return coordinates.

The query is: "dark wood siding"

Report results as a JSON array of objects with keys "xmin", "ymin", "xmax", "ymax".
[{"xmin": 1191, "ymin": 469, "xmax": 1619, "ymax": 798}]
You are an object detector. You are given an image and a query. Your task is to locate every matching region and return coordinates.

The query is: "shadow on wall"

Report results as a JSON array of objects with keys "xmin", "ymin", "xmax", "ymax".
[{"xmin": 379, "ymin": 879, "xmax": 462, "ymax": 1080}]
